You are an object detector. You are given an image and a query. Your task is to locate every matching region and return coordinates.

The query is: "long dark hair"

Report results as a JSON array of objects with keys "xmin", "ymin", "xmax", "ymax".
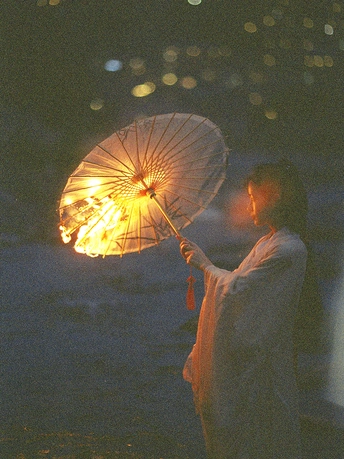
[
  {"xmin": 246, "ymin": 158, "xmax": 308, "ymax": 237},
  {"xmin": 248, "ymin": 159, "xmax": 325, "ymax": 355}
]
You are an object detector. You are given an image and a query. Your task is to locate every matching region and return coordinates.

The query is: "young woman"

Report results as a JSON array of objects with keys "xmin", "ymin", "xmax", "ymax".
[{"xmin": 180, "ymin": 160, "xmax": 312, "ymax": 458}]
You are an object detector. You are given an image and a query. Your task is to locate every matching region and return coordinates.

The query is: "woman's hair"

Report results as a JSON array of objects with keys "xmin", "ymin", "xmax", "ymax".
[
  {"xmin": 247, "ymin": 159, "xmax": 325, "ymax": 357},
  {"xmin": 246, "ymin": 158, "xmax": 308, "ymax": 238}
]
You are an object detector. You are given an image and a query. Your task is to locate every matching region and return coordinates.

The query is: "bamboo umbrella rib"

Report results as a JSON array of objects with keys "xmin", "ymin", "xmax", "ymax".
[
  {"xmin": 165, "ymin": 143, "xmax": 229, "ymax": 168},
  {"xmin": 113, "ymin": 131, "xmax": 140, "ymax": 173},
  {"xmin": 150, "ymin": 132, "xmax": 225, "ymax": 174},
  {"xmin": 134, "ymin": 120, "xmax": 142, "ymax": 173},
  {"xmin": 79, "ymin": 159, "xmax": 136, "ymax": 176},
  {"xmin": 142, "ymin": 115, "xmax": 157, "ymax": 171},
  {"xmin": 153, "ymin": 117, "xmax": 210, "ymax": 166},
  {"xmin": 60, "ymin": 181, "xmax": 132, "ymax": 201},
  {"xmin": 158, "ymin": 125, "xmax": 221, "ymax": 166},
  {"xmin": 146, "ymin": 113, "xmax": 178, "ymax": 160},
  {"xmin": 120, "ymin": 201, "xmax": 136, "ymax": 257},
  {"xmin": 162, "ymin": 183, "xmax": 218, "ymax": 198},
  {"xmin": 96, "ymin": 145, "xmax": 136, "ymax": 175},
  {"xmin": 147, "ymin": 113, "xmax": 194, "ymax": 164}
]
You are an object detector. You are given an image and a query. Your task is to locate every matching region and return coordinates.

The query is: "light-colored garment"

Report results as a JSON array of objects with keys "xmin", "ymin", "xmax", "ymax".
[{"xmin": 184, "ymin": 228, "xmax": 307, "ymax": 458}]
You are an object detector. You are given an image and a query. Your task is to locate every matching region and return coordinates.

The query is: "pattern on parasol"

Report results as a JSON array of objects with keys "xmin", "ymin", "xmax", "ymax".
[{"xmin": 59, "ymin": 113, "xmax": 229, "ymax": 257}]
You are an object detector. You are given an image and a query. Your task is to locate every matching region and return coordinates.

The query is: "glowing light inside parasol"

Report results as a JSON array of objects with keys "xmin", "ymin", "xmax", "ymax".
[{"xmin": 73, "ymin": 198, "xmax": 125, "ymax": 257}]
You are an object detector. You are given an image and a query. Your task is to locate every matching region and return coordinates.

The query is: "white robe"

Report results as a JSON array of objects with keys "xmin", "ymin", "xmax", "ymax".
[{"xmin": 184, "ymin": 228, "xmax": 307, "ymax": 458}]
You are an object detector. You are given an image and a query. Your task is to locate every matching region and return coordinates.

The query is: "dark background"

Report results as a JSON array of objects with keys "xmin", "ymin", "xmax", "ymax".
[
  {"xmin": 1, "ymin": 2, "xmax": 344, "ymax": 457},
  {"xmin": 1, "ymin": 0, "xmax": 343, "ymax": 243}
]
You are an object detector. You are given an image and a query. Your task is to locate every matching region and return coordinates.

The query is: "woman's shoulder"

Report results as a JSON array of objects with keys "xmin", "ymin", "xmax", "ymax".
[{"xmin": 270, "ymin": 227, "xmax": 307, "ymax": 256}]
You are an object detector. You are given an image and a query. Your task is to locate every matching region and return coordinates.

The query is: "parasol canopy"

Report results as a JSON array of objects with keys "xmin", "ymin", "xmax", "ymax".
[{"xmin": 59, "ymin": 113, "xmax": 229, "ymax": 257}]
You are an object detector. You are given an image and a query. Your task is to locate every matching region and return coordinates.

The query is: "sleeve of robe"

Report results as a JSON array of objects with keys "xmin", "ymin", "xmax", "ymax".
[{"xmin": 184, "ymin": 233, "xmax": 307, "ymax": 424}]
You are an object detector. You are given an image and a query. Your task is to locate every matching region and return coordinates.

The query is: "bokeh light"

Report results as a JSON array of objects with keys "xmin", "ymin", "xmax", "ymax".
[
  {"xmin": 162, "ymin": 73, "xmax": 178, "ymax": 85},
  {"xmin": 90, "ymin": 99, "xmax": 104, "ymax": 110},
  {"xmin": 325, "ymin": 24, "xmax": 334, "ymax": 35},
  {"xmin": 263, "ymin": 54, "xmax": 276, "ymax": 66},
  {"xmin": 131, "ymin": 82, "xmax": 156, "ymax": 97},
  {"xmin": 263, "ymin": 15, "xmax": 275, "ymax": 27},
  {"xmin": 188, "ymin": 0, "xmax": 202, "ymax": 4},
  {"xmin": 163, "ymin": 47, "xmax": 179, "ymax": 63},
  {"xmin": 104, "ymin": 60, "xmax": 123, "ymax": 72},
  {"xmin": 186, "ymin": 46, "xmax": 201, "ymax": 57},
  {"xmin": 303, "ymin": 17, "xmax": 314, "ymax": 28},
  {"xmin": 180, "ymin": 76, "xmax": 197, "ymax": 89},
  {"xmin": 244, "ymin": 22, "xmax": 257, "ymax": 33},
  {"xmin": 249, "ymin": 92, "xmax": 263, "ymax": 105},
  {"xmin": 265, "ymin": 109, "xmax": 278, "ymax": 120}
]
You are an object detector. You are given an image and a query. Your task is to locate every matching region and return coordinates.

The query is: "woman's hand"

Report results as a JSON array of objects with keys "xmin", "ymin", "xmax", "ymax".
[{"xmin": 179, "ymin": 238, "xmax": 213, "ymax": 271}]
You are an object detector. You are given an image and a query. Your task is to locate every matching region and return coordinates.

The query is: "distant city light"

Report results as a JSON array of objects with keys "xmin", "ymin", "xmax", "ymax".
[
  {"xmin": 263, "ymin": 15, "xmax": 275, "ymax": 26},
  {"xmin": 163, "ymin": 48, "xmax": 179, "ymax": 62},
  {"xmin": 324, "ymin": 55, "xmax": 334, "ymax": 67},
  {"xmin": 303, "ymin": 17, "xmax": 314, "ymax": 28},
  {"xmin": 104, "ymin": 60, "xmax": 123, "ymax": 72},
  {"xmin": 265, "ymin": 109, "xmax": 278, "ymax": 119},
  {"xmin": 263, "ymin": 54, "xmax": 276, "ymax": 66},
  {"xmin": 131, "ymin": 82, "xmax": 156, "ymax": 97},
  {"xmin": 325, "ymin": 24, "xmax": 334, "ymax": 35},
  {"xmin": 244, "ymin": 22, "xmax": 257, "ymax": 33},
  {"xmin": 249, "ymin": 92, "xmax": 263, "ymax": 105},
  {"xmin": 90, "ymin": 99, "xmax": 104, "ymax": 110},
  {"xmin": 162, "ymin": 73, "xmax": 178, "ymax": 85},
  {"xmin": 186, "ymin": 46, "xmax": 201, "ymax": 57},
  {"xmin": 180, "ymin": 76, "xmax": 197, "ymax": 89}
]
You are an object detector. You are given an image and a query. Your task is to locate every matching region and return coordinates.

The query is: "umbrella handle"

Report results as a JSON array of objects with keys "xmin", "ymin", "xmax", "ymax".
[{"xmin": 146, "ymin": 188, "xmax": 182, "ymax": 239}]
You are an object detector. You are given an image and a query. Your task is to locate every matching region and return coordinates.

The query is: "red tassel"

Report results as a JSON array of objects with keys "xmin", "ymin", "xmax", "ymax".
[{"xmin": 186, "ymin": 271, "xmax": 196, "ymax": 310}]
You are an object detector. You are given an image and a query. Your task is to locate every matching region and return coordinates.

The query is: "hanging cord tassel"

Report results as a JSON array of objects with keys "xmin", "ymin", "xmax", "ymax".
[{"xmin": 186, "ymin": 266, "xmax": 196, "ymax": 310}]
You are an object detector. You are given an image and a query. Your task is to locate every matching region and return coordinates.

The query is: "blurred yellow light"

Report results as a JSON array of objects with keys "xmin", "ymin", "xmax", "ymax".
[
  {"xmin": 131, "ymin": 82, "xmax": 156, "ymax": 97},
  {"xmin": 263, "ymin": 15, "xmax": 275, "ymax": 26},
  {"xmin": 180, "ymin": 76, "xmax": 197, "ymax": 89},
  {"xmin": 265, "ymin": 109, "xmax": 278, "ymax": 120},
  {"xmin": 324, "ymin": 55, "xmax": 334, "ymax": 67},
  {"xmin": 49, "ymin": 0, "xmax": 60, "ymax": 4},
  {"xmin": 314, "ymin": 55, "xmax": 324, "ymax": 67},
  {"xmin": 244, "ymin": 22, "xmax": 257, "ymax": 33},
  {"xmin": 186, "ymin": 46, "xmax": 201, "ymax": 57},
  {"xmin": 163, "ymin": 48, "xmax": 179, "ymax": 62},
  {"xmin": 303, "ymin": 17, "xmax": 314, "ymax": 28},
  {"xmin": 162, "ymin": 73, "xmax": 178, "ymax": 85},
  {"xmin": 249, "ymin": 93, "xmax": 263, "ymax": 105},
  {"xmin": 304, "ymin": 56, "xmax": 314, "ymax": 67},
  {"xmin": 263, "ymin": 54, "xmax": 276, "ymax": 66},
  {"xmin": 90, "ymin": 99, "xmax": 104, "ymax": 110}
]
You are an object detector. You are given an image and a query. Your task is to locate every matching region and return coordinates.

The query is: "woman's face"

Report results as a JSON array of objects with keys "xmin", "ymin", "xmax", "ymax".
[{"xmin": 247, "ymin": 181, "xmax": 280, "ymax": 227}]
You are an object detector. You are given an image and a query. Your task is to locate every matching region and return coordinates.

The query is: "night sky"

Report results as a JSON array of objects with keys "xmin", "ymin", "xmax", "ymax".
[{"xmin": 1, "ymin": 0, "xmax": 343, "ymax": 242}]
